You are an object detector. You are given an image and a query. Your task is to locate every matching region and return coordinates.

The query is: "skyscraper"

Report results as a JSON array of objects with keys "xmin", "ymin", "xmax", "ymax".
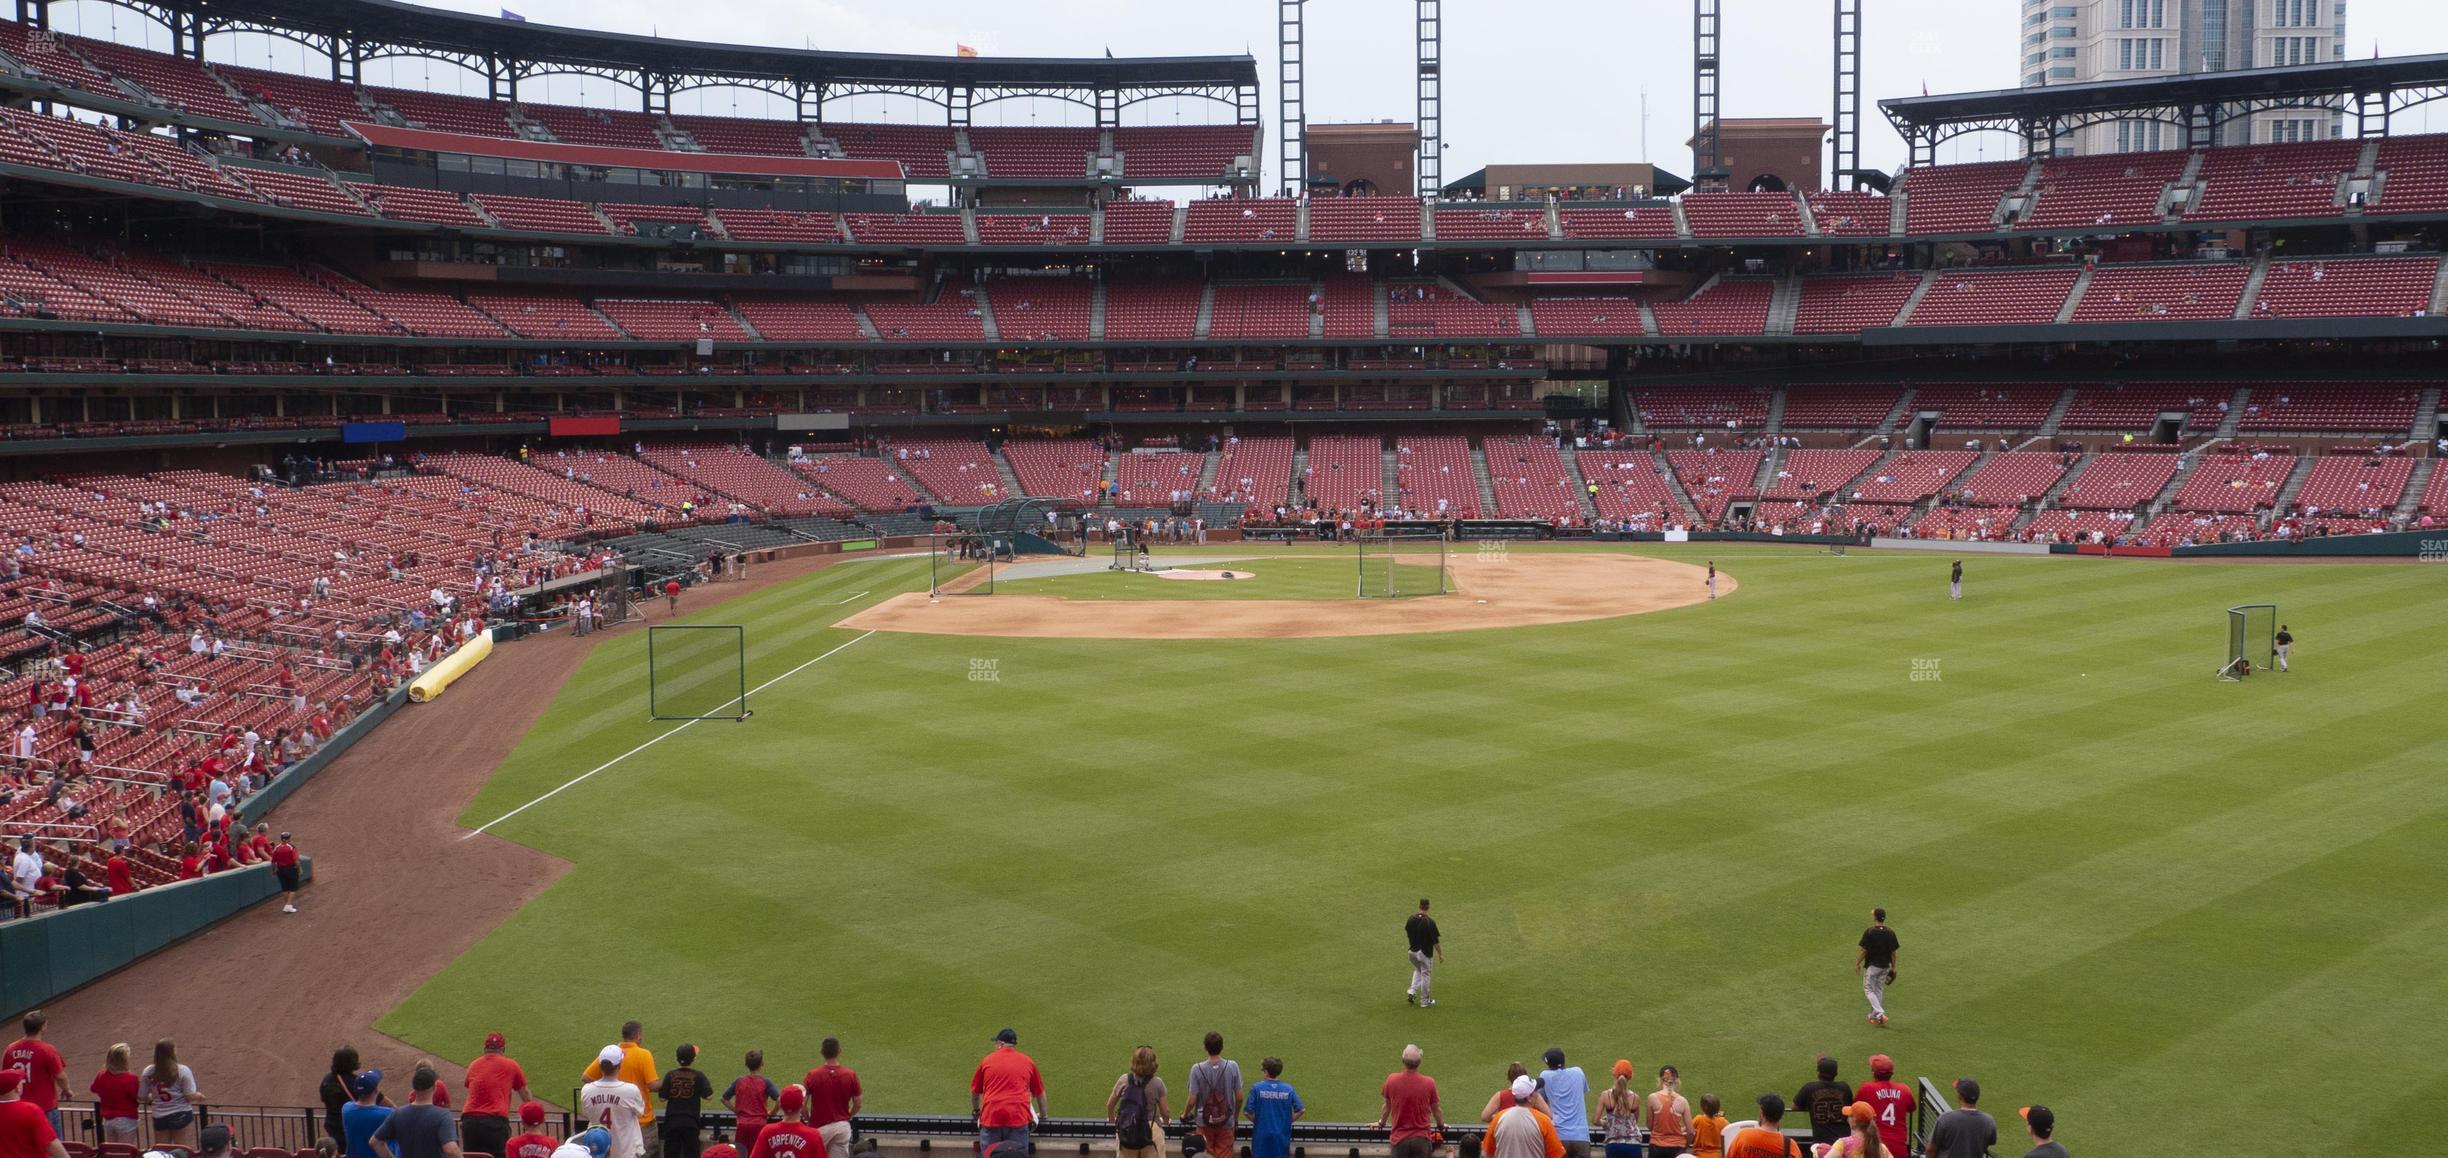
[{"xmin": 2019, "ymin": 0, "xmax": 2347, "ymax": 154}]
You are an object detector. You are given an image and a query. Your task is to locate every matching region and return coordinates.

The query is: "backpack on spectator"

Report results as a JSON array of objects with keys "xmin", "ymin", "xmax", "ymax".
[
  {"xmin": 1115, "ymin": 1075, "xmax": 1156, "ymax": 1150},
  {"xmin": 1197, "ymin": 1066, "xmax": 1234, "ymax": 1128}
]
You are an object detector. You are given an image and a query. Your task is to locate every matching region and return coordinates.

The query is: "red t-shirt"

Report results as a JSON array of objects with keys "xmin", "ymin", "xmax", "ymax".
[
  {"xmin": 271, "ymin": 843, "xmax": 299, "ymax": 869},
  {"xmin": 106, "ymin": 857, "xmax": 134, "ymax": 895},
  {"xmin": 463, "ymin": 1054, "xmax": 528, "ymax": 1118},
  {"xmin": 177, "ymin": 855, "xmax": 202, "ymax": 880},
  {"xmin": 703, "ymin": 1146, "xmax": 739, "ymax": 1158},
  {"xmin": 1380, "ymin": 1071, "xmax": 1440, "ymax": 1142},
  {"xmin": 1, "ymin": 1038, "xmax": 64, "ymax": 1111},
  {"xmin": 1856, "ymin": 1080, "xmax": 1916, "ymax": 1157},
  {"xmin": 0, "ymin": 1099, "xmax": 57, "ymax": 1158},
  {"xmin": 248, "ymin": 835, "xmax": 273, "ymax": 862},
  {"xmin": 664, "ymin": 581, "xmax": 682, "ymax": 597},
  {"xmin": 727, "ymin": 1076, "xmax": 774, "ymax": 1133},
  {"xmin": 968, "ymin": 1049, "xmax": 1042, "ymax": 1128},
  {"xmin": 746, "ymin": 1121, "xmax": 828, "ymax": 1158},
  {"xmin": 799, "ymin": 1065, "xmax": 861, "ymax": 1128},
  {"xmin": 89, "ymin": 1070, "xmax": 141, "ymax": 1120},
  {"xmin": 505, "ymin": 1133, "xmax": 559, "ymax": 1158}
]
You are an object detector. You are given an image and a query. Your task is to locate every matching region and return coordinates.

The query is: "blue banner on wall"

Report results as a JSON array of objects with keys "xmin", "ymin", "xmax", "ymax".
[{"xmin": 341, "ymin": 421, "xmax": 407, "ymax": 444}]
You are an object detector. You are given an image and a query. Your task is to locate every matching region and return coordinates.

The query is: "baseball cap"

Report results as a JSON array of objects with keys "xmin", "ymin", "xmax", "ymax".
[
  {"xmin": 778, "ymin": 1085, "xmax": 807, "ymax": 1114},
  {"xmin": 1611, "ymin": 1060, "xmax": 1633, "ymax": 1080},
  {"xmin": 200, "ymin": 1125, "xmax": 235, "ymax": 1155},
  {"xmin": 519, "ymin": 1101, "xmax": 546, "ymax": 1126},
  {"xmin": 599, "ymin": 1045, "xmax": 628, "ymax": 1069},
  {"xmin": 1844, "ymin": 1103, "xmax": 1876, "ymax": 1127},
  {"xmin": 485, "ymin": 1032, "xmax": 507, "ymax": 1051},
  {"xmin": 574, "ymin": 1128, "xmax": 612, "ymax": 1158},
  {"xmin": 0, "ymin": 1069, "xmax": 24, "ymax": 1095},
  {"xmin": 1509, "ymin": 1075, "xmax": 1538, "ymax": 1101},
  {"xmin": 351, "ymin": 1069, "xmax": 384, "ymax": 1097},
  {"xmin": 993, "ymin": 1028, "xmax": 1018, "ymax": 1045},
  {"xmin": 1954, "ymin": 1078, "xmax": 1981, "ymax": 1103},
  {"xmin": 1868, "ymin": 1054, "xmax": 1894, "ymax": 1079},
  {"xmin": 1541, "ymin": 1048, "xmax": 1565, "ymax": 1069},
  {"xmin": 2021, "ymin": 1106, "xmax": 2055, "ymax": 1135}
]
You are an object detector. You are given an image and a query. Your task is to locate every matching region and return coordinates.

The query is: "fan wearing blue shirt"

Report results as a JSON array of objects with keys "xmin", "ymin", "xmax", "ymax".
[
  {"xmin": 1537, "ymin": 1049, "xmax": 1592, "ymax": 1158},
  {"xmin": 1242, "ymin": 1057, "xmax": 1305, "ymax": 1158}
]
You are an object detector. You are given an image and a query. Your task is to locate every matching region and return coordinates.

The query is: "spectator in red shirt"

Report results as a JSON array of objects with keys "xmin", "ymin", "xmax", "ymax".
[
  {"xmin": 968, "ymin": 1030, "xmax": 1044, "ymax": 1157},
  {"xmin": 461, "ymin": 1033, "xmax": 531, "ymax": 1158},
  {"xmin": 722, "ymin": 1052, "xmax": 776, "ymax": 1154},
  {"xmin": 0, "ymin": 1069, "xmax": 69, "ymax": 1158},
  {"xmin": 103, "ymin": 853, "xmax": 134, "ymax": 897},
  {"xmin": 272, "ymin": 832, "xmax": 302, "ymax": 913},
  {"xmin": 246, "ymin": 825, "xmax": 274, "ymax": 864},
  {"xmin": 663, "ymin": 580, "xmax": 682, "ymax": 616},
  {"xmin": 745, "ymin": 1086, "xmax": 825, "ymax": 1158},
  {"xmin": 88, "ymin": 1044, "xmax": 141, "ymax": 1144},
  {"xmin": 1374, "ymin": 1045, "xmax": 1443, "ymax": 1158},
  {"xmin": 176, "ymin": 843, "xmax": 202, "ymax": 881},
  {"xmin": 799, "ymin": 1039, "xmax": 860, "ymax": 1156},
  {"xmin": 1, "ymin": 1012, "xmax": 68, "ymax": 1130},
  {"xmin": 502, "ymin": 1102, "xmax": 557, "ymax": 1158}
]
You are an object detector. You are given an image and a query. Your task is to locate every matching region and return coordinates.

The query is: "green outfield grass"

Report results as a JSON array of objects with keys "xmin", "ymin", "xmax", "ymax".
[{"xmin": 388, "ymin": 544, "xmax": 2448, "ymax": 1157}]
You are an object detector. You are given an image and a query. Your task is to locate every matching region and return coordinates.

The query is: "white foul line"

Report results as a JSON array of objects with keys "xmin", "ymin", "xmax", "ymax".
[
  {"xmin": 824, "ymin": 590, "xmax": 872, "ymax": 605},
  {"xmin": 461, "ymin": 629, "xmax": 877, "ymax": 838}
]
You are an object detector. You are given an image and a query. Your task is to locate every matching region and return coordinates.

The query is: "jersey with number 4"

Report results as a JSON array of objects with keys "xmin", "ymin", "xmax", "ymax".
[
  {"xmin": 1855, "ymin": 1079, "xmax": 1915, "ymax": 1157},
  {"xmin": 582, "ymin": 1078, "xmax": 647, "ymax": 1158}
]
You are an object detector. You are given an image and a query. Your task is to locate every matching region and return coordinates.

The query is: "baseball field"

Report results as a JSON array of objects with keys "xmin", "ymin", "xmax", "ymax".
[{"xmin": 383, "ymin": 543, "xmax": 2448, "ymax": 1157}]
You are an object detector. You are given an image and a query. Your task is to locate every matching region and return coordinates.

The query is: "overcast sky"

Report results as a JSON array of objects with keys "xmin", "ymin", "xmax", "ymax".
[{"xmin": 49, "ymin": 0, "xmax": 2448, "ymax": 183}]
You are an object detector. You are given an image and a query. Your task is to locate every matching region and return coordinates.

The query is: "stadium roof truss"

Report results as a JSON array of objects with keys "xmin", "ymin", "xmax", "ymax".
[
  {"xmin": 1881, "ymin": 53, "xmax": 2448, "ymax": 165},
  {"xmin": 17, "ymin": 0, "xmax": 1261, "ymax": 128}
]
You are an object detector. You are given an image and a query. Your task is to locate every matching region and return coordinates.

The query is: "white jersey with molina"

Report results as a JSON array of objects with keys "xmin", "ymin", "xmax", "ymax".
[{"xmin": 581, "ymin": 1078, "xmax": 648, "ymax": 1158}]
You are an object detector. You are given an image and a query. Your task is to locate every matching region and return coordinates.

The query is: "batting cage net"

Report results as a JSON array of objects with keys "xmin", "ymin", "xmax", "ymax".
[
  {"xmin": 2221, "ymin": 603, "xmax": 2277, "ymax": 681},
  {"xmin": 647, "ymin": 624, "xmax": 750, "ymax": 720},
  {"xmin": 1356, "ymin": 531, "xmax": 1451, "ymax": 598}
]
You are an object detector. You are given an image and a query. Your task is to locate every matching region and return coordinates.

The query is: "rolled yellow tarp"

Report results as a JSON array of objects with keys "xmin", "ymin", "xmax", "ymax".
[{"xmin": 407, "ymin": 631, "xmax": 496, "ymax": 703}]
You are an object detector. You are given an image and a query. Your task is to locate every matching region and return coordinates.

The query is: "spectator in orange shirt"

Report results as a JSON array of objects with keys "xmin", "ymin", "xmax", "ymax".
[
  {"xmin": 968, "ymin": 1030, "xmax": 1044, "ymax": 1157},
  {"xmin": 461, "ymin": 1033, "xmax": 531, "ymax": 1158},
  {"xmin": 1722, "ymin": 1095, "xmax": 1800, "ymax": 1158},
  {"xmin": 1688, "ymin": 1094, "xmax": 1728, "ymax": 1158}
]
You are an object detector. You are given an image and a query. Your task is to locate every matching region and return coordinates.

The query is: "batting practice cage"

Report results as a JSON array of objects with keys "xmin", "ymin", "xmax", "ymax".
[
  {"xmin": 1355, "ymin": 530, "xmax": 1452, "ymax": 598},
  {"xmin": 647, "ymin": 624, "xmax": 751, "ymax": 720},
  {"xmin": 929, "ymin": 521, "xmax": 998, "ymax": 596},
  {"xmin": 2220, "ymin": 603, "xmax": 2278, "ymax": 681}
]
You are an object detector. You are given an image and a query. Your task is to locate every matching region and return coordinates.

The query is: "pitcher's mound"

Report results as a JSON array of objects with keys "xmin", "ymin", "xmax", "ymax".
[
  {"xmin": 1156, "ymin": 569, "xmax": 1253, "ymax": 581},
  {"xmin": 839, "ymin": 553, "xmax": 1729, "ymax": 639}
]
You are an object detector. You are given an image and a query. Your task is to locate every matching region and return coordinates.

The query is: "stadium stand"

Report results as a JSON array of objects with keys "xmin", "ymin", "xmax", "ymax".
[
  {"xmin": 1949, "ymin": 452, "xmax": 2072, "ymax": 506},
  {"xmin": 2019, "ymin": 150, "xmax": 2187, "ymax": 231},
  {"xmin": 1208, "ymin": 283, "xmax": 1313, "ymax": 341},
  {"xmin": 1794, "ymin": 273, "xmax": 1920, "ymax": 333},
  {"xmin": 1899, "ymin": 159, "xmax": 2026, "ymax": 234},
  {"xmin": 792, "ymin": 455, "xmax": 924, "ymax": 511},
  {"xmin": 1300, "ymin": 435, "xmax": 1384, "ymax": 510},
  {"xmin": 1665, "ymin": 451, "xmax": 1762, "ymax": 522},
  {"xmin": 824, "ymin": 121, "xmax": 955, "ymax": 178},
  {"xmin": 521, "ymin": 102, "xmax": 663, "ymax": 149},
  {"xmin": 1432, "ymin": 206, "xmax": 1550, "ymax": 241},
  {"xmin": 1183, "ymin": 197, "xmax": 1296, "ymax": 243},
  {"xmin": 2171, "ymin": 451, "xmax": 2293, "ymax": 513},
  {"xmin": 1649, "ymin": 279, "xmax": 1774, "ymax": 336},
  {"xmin": 1390, "ymin": 435, "xmax": 1480, "ymax": 518},
  {"xmin": 1112, "ymin": 124, "xmax": 1253, "ymax": 181},
  {"xmin": 1208, "ymin": 436, "xmax": 1294, "ymax": 509},
  {"xmin": 1779, "ymin": 385, "xmax": 1900, "ymax": 430},
  {"xmin": 2190, "ymin": 138, "xmax": 2360, "ymax": 221},
  {"xmin": 2230, "ymin": 384, "xmax": 2423, "ymax": 434},
  {"xmin": 1905, "ymin": 384, "xmax": 2059, "ymax": 430},
  {"xmin": 1556, "ymin": 205, "xmax": 1679, "ymax": 240},
  {"xmin": 1528, "ymin": 297, "xmax": 1648, "ymax": 339},
  {"xmin": 469, "ymin": 293, "xmax": 624, "ymax": 340},
  {"xmin": 470, "ymin": 194, "xmax": 612, "ymax": 234},
  {"xmin": 864, "ymin": 290, "xmax": 987, "ymax": 342},
  {"xmin": 987, "ymin": 279, "xmax": 1093, "ymax": 343},
  {"xmin": 844, "ymin": 213, "xmax": 967, "ymax": 245},
  {"xmin": 347, "ymin": 182, "xmax": 487, "ymax": 226},
  {"xmin": 1763, "ymin": 449, "xmax": 1881, "ymax": 501},
  {"xmin": 1846, "ymin": 451, "xmax": 1978, "ymax": 503},
  {"xmin": 1387, "ymin": 284, "xmax": 1518, "ymax": 338},
  {"xmin": 229, "ymin": 166, "xmax": 370, "ymax": 216},
  {"xmin": 976, "ymin": 213, "xmax": 1094, "ymax": 246},
  {"xmin": 371, "ymin": 86, "xmax": 515, "ymax": 136},
  {"xmin": 1482, "ymin": 435, "xmax": 1580, "ymax": 520},
  {"xmin": 2068, "ymin": 262, "xmax": 2250, "ymax": 323},
  {"xmin": 2370, "ymin": 134, "xmax": 2448, "ymax": 215},
  {"xmin": 66, "ymin": 35, "xmax": 259, "ymax": 123},
  {"xmin": 884, "ymin": 439, "xmax": 1007, "ymax": 504},
  {"xmin": 969, "ymin": 125, "xmax": 1096, "ymax": 179},
  {"xmin": 1680, "ymin": 191, "xmax": 1806, "ymax": 237},
  {"xmin": 1904, "ymin": 267, "xmax": 2079, "ymax": 327},
  {"xmin": 1309, "ymin": 196, "xmax": 1424, "ymax": 243},
  {"xmin": 1805, "ymin": 191, "xmax": 1890, "ymax": 236},
  {"xmin": 711, "ymin": 208, "xmax": 842, "ymax": 243},
  {"xmin": 671, "ymin": 113, "xmax": 811, "ymax": 157},
  {"xmin": 2058, "ymin": 385, "xmax": 2208, "ymax": 432},
  {"xmin": 1574, "ymin": 450, "xmax": 1686, "ymax": 525},
  {"xmin": 731, "ymin": 299, "xmax": 866, "ymax": 343},
  {"xmin": 592, "ymin": 300, "xmax": 752, "ymax": 341},
  {"xmin": 2056, "ymin": 453, "xmax": 2181, "ymax": 510},
  {"xmin": 1633, "ymin": 387, "xmax": 1772, "ymax": 430},
  {"xmin": 2289, "ymin": 455, "xmax": 2415, "ymax": 519},
  {"xmin": 2249, "ymin": 256, "xmax": 2439, "ymax": 318}
]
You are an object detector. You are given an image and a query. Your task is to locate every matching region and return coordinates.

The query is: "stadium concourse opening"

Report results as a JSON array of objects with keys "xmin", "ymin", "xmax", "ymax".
[{"xmin": 838, "ymin": 552, "xmax": 1727, "ymax": 639}]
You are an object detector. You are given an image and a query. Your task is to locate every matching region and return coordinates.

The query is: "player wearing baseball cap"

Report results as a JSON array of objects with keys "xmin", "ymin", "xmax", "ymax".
[
  {"xmin": 581, "ymin": 1047, "xmax": 649, "ymax": 1158},
  {"xmin": 746, "ymin": 1086, "xmax": 828, "ymax": 1158},
  {"xmin": 1855, "ymin": 1055, "xmax": 1914, "ymax": 1158}
]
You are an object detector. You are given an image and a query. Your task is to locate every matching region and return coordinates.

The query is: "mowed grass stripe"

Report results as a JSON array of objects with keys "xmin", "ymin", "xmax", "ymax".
[{"xmin": 384, "ymin": 546, "xmax": 2447, "ymax": 1158}]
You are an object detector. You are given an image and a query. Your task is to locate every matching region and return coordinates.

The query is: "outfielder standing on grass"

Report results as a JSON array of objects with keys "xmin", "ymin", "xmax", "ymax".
[
  {"xmin": 2274, "ymin": 624, "xmax": 2293, "ymax": 672},
  {"xmin": 1405, "ymin": 899, "xmax": 1444, "ymax": 1007},
  {"xmin": 1856, "ymin": 909, "xmax": 1900, "ymax": 1027},
  {"xmin": 1706, "ymin": 562, "xmax": 1717, "ymax": 601},
  {"xmin": 1949, "ymin": 560, "xmax": 1963, "ymax": 601}
]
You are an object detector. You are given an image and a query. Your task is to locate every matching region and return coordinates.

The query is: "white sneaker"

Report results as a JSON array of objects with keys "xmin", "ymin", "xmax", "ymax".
[
  {"xmin": 283, "ymin": 904, "xmax": 297, "ymax": 913},
  {"xmin": 1421, "ymin": 998, "xmax": 1436, "ymax": 1007}
]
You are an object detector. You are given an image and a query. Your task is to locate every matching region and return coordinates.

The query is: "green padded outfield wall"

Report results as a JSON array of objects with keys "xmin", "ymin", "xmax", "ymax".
[{"xmin": 0, "ymin": 857, "xmax": 310, "ymax": 1018}]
